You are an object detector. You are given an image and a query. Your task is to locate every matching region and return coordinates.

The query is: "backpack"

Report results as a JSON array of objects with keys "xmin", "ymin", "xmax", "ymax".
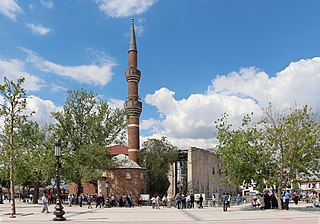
[{"xmin": 224, "ymin": 196, "xmax": 228, "ymax": 204}]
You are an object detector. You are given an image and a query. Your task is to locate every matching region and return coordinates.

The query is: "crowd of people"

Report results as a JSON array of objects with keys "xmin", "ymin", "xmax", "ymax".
[
  {"xmin": 149, "ymin": 193, "xmax": 208, "ymax": 209},
  {"xmin": 109, "ymin": 194, "xmax": 134, "ymax": 207},
  {"xmin": 22, "ymin": 189, "xmax": 320, "ymax": 214}
]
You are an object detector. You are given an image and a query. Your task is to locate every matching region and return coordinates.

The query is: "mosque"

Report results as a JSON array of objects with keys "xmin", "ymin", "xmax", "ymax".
[{"xmin": 69, "ymin": 18, "xmax": 147, "ymax": 200}]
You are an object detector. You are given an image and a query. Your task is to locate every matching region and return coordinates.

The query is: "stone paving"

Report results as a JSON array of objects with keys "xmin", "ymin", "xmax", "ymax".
[{"xmin": 0, "ymin": 200, "xmax": 319, "ymax": 224}]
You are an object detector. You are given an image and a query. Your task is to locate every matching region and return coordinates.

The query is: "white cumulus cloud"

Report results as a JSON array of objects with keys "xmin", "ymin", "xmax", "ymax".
[
  {"xmin": 0, "ymin": 0, "xmax": 22, "ymax": 20},
  {"xmin": 209, "ymin": 58, "xmax": 320, "ymax": 111},
  {"xmin": 0, "ymin": 96, "xmax": 59, "ymax": 129},
  {"xmin": 22, "ymin": 49, "xmax": 117, "ymax": 86},
  {"xmin": 145, "ymin": 88, "xmax": 262, "ymax": 149},
  {"xmin": 26, "ymin": 23, "xmax": 52, "ymax": 35},
  {"xmin": 26, "ymin": 95, "xmax": 60, "ymax": 126},
  {"xmin": 144, "ymin": 57, "xmax": 320, "ymax": 149},
  {"xmin": 141, "ymin": 118, "xmax": 160, "ymax": 130},
  {"xmin": 96, "ymin": 0, "xmax": 156, "ymax": 17},
  {"xmin": 107, "ymin": 98, "xmax": 124, "ymax": 109},
  {"xmin": 0, "ymin": 58, "xmax": 45, "ymax": 91}
]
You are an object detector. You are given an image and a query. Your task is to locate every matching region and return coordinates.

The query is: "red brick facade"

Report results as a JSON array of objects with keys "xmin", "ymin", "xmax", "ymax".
[
  {"xmin": 103, "ymin": 168, "xmax": 147, "ymax": 201},
  {"xmin": 68, "ymin": 182, "xmax": 97, "ymax": 195}
]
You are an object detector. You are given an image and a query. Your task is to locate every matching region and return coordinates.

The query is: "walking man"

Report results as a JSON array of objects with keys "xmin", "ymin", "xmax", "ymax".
[
  {"xmin": 221, "ymin": 193, "xmax": 228, "ymax": 212},
  {"xmin": 199, "ymin": 194, "xmax": 203, "ymax": 209},
  {"xmin": 41, "ymin": 194, "xmax": 49, "ymax": 213},
  {"xmin": 212, "ymin": 194, "xmax": 216, "ymax": 207},
  {"xmin": 285, "ymin": 190, "xmax": 290, "ymax": 210}
]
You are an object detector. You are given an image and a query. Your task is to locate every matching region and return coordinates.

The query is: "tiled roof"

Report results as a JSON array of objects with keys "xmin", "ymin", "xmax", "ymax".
[{"xmin": 113, "ymin": 154, "xmax": 142, "ymax": 169}]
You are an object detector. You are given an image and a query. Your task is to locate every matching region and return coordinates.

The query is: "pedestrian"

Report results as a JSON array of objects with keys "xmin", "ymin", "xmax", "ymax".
[
  {"xmin": 151, "ymin": 196, "xmax": 156, "ymax": 209},
  {"xmin": 101, "ymin": 194, "xmax": 105, "ymax": 207},
  {"xmin": 78, "ymin": 193, "xmax": 83, "ymax": 207},
  {"xmin": 29, "ymin": 193, "xmax": 33, "ymax": 203},
  {"xmin": 181, "ymin": 194, "xmax": 186, "ymax": 209},
  {"xmin": 41, "ymin": 194, "xmax": 49, "ymax": 213},
  {"xmin": 260, "ymin": 194, "xmax": 265, "ymax": 210},
  {"xmin": 48, "ymin": 193, "xmax": 52, "ymax": 204},
  {"xmin": 285, "ymin": 190, "xmax": 290, "ymax": 210},
  {"xmin": 190, "ymin": 194, "xmax": 195, "ymax": 208},
  {"xmin": 155, "ymin": 196, "xmax": 160, "ymax": 209},
  {"xmin": 199, "ymin": 194, "xmax": 203, "ymax": 209},
  {"xmin": 235, "ymin": 194, "xmax": 241, "ymax": 206},
  {"xmin": 293, "ymin": 193, "xmax": 299, "ymax": 205},
  {"xmin": 162, "ymin": 195, "xmax": 167, "ymax": 207},
  {"xmin": 264, "ymin": 191, "xmax": 271, "ymax": 209},
  {"xmin": 212, "ymin": 194, "xmax": 216, "ymax": 207},
  {"xmin": 111, "ymin": 194, "xmax": 115, "ymax": 207},
  {"xmin": 87, "ymin": 194, "xmax": 93, "ymax": 209},
  {"xmin": 68, "ymin": 194, "xmax": 73, "ymax": 207},
  {"xmin": 128, "ymin": 194, "xmax": 133, "ymax": 208},
  {"xmin": 186, "ymin": 194, "xmax": 191, "ymax": 208},
  {"xmin": 226, "ymin": 193, "xmax": 231, "ymax": 208},
  {"xmin": 175, "ymin": 193, "xmax": 181, "ymax": 209},
  {"xmin": 96, "ymin": 195, "xmax": 101, "ymax": 208},
  {"xmin": 221, "ymin": 193, "xmax": 228, "ymax": 212}
]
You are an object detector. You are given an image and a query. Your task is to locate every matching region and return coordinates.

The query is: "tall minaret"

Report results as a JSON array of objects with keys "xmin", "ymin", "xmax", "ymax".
[{"xmin": 124, "ymin": 17, "xmax": 142, "ymax": 163}]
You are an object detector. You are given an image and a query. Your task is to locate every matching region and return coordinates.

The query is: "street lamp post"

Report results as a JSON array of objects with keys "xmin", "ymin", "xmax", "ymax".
[
  {"xmin": 0, "ymin": 183, "xmax": 3, "ymax": 204},
  {"xmin": 53, "ymin": 141, "xmax": 66, "ymax": 221},
  {"xmin": 105, "ymin": 179, "xmax": 110, "ymax": 208}
]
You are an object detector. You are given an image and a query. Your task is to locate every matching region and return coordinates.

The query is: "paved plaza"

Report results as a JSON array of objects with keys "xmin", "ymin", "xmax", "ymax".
[{"xmin": 0, "ymin": 200, "xmax": 319, "ymax": 224}]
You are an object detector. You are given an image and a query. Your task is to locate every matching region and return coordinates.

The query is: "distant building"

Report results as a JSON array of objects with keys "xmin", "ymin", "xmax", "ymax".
[
  {"xmin": 167, "ymin": 147, "xmax": 238, "ymax": 201},
  {"xmin": 298, "ymin": 178, "xmax": 320, "ymax": 192}
]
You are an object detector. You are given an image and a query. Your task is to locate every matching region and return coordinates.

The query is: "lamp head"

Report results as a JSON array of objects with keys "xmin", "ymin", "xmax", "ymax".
[{"xmin": 54, "ymin": 140, "xmax": 61, "ymax": 157}]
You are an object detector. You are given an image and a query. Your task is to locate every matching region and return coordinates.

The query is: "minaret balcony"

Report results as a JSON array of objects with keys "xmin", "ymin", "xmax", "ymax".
[
  {"xmin": 125, "ymin": 67, "xmax": 141, "ymax": 82},
  {"xmin": 124, "ymin": 100, "xmax": 142, "ymax": 117}
]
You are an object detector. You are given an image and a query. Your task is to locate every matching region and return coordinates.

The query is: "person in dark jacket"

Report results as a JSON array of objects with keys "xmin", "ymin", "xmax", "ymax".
[
  {"xmin": 199, "ymin": 194, "xmax": 203, "ymax": 209},
  {"xmin": 96, "ymin": 195, "xmax": 102, "ymax": 208}
]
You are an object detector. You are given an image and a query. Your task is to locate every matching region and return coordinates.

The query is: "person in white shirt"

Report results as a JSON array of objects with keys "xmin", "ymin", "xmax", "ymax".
[
  {"xmin": 41, "ymin": 194, "xmax": 49, "ymax": 213},
  {"xmin": 162, "ymin": 195, "xmax": 167, "ymax": 207},
  {"xmin": 212, "ymin": 194, "xmax": 216, "ymax": 207},
  {"xmin": 151, "ymin": 196, "xmax": 156, "ymax": 209},
  {"xmin": 155, "ymin": 196, "xmax": 160, "ymax": 209}
]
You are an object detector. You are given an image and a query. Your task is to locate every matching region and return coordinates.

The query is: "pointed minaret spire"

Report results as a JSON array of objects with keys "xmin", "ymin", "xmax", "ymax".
[{"xmin": 129, "ymin": 17, "xmax": 137, "ymax": 53}]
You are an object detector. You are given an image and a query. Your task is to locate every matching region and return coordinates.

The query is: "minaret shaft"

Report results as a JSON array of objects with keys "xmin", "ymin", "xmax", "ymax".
[
  {"xmin": 129, "ymin": 51, "xmax": 137, "ymax": 68},
  {"xmin": 124, "ymin": 18, "xmax": 142, "ymax": 163}
]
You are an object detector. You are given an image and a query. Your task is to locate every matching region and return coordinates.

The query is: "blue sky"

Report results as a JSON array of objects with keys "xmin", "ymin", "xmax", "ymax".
[{"xmin": 1, "ymin": 0, "xmax": 320, "ymax": 149}]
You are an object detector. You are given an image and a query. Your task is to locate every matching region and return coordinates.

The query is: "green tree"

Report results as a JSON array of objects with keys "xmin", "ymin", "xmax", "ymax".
[
  {"xmin": 14, "ymin": 121, "xmax": 55, "ymax": 203},
  {"xmin": 215, "ymin": 113, "xmax": 269, "ymax": 187},
  {"xmin": 0, "ymin": 77, "xmax": 28, "ymax": 214},
  {"xmin": 261, "ymin": 104, "xmax": 320, "ymax": 207},
  {"xmin": 52, "ymin": 89, "xmax": 127, "ymax": 196},
  {"xmin": 138, "ymin": 137, "xmax": 179, "ymax": 196},
  {"xmin": 216, "ymin": 105, "xmax": 320, "ymax": 209}
]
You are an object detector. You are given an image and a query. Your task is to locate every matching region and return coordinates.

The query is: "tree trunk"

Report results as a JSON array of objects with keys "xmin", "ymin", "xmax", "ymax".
[
  {"xmin": 77, "ymin": 181, "xmax": 82, "ymax": 196},
  {"xmin": 9, "ymin": 155, "xmax": 16, "ymax": 215},
  {"xmin": 9, "ymin": 111, "xmax": 16, "ymax": 215},
  {"xmin": 33, "ymin": 182, "xmax": 40, "ymax": 204},
  {"xmin": 76, "ymin": 181, "xmax": 82, "ymax": 204},
  {"xmin": 276, "ymin": 186, "xmax": 282, "ymax": 210}
]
